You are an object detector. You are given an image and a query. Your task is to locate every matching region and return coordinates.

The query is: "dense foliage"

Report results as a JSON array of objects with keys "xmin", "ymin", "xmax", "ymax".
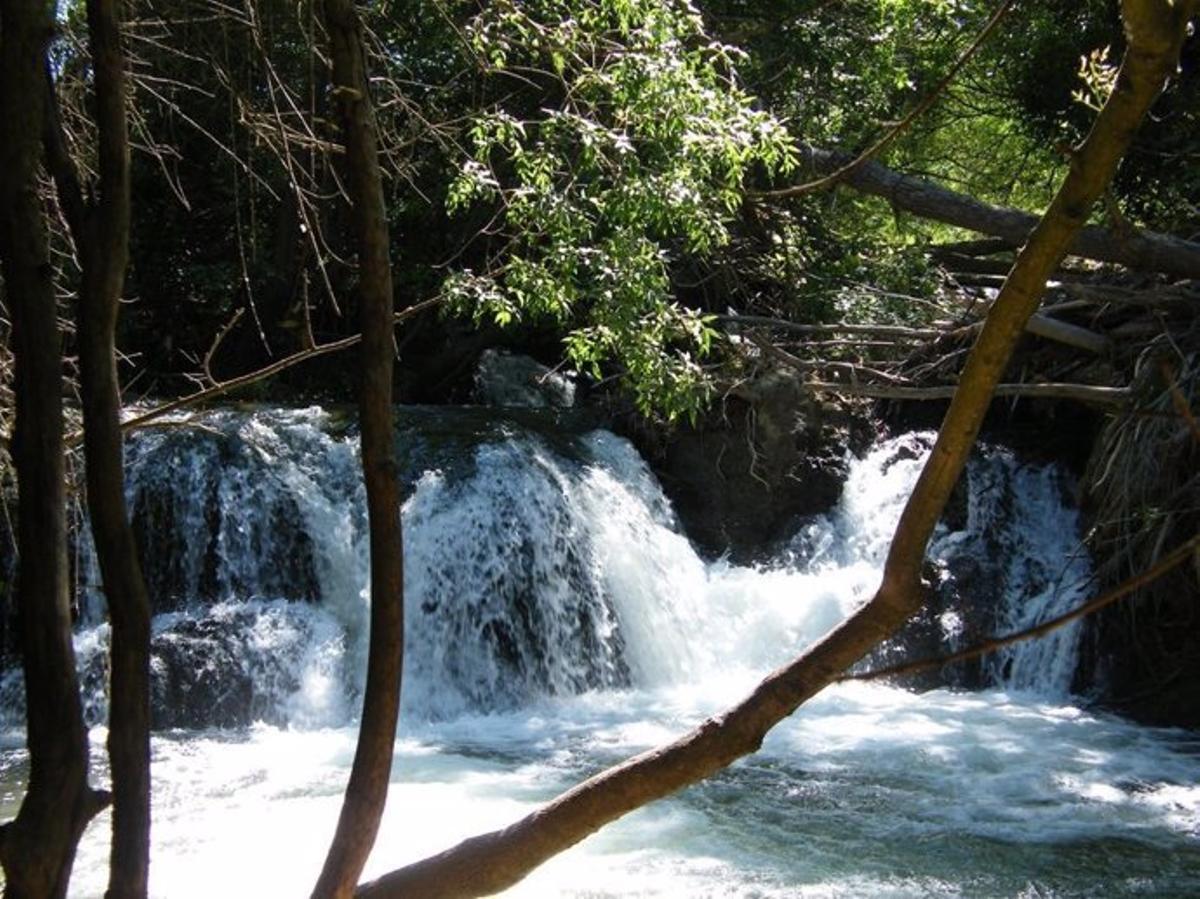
[
  {"xmin": 442, "ymin": 0, "xmax": 796, "ymax": 418},
  {"xmin": 0, "ymin": 0, "xmax": 1194, "ymax": 419}
]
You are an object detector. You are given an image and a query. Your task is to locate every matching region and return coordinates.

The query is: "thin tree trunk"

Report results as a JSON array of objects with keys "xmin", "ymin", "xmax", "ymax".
[
  {"xmin": 0, "ymin": 3, "xmax": 109, "ymax": 896},
  {"xmin": 311, "ymin": 1, "xmax": 405, "ymax": 897},
  {"xmin": 356, "ymin": 3, "xmax": 1194, "ymax": 896},
  {"xmin": 53, "ymin": 0, "xmax": 153, "ymax": 895}
]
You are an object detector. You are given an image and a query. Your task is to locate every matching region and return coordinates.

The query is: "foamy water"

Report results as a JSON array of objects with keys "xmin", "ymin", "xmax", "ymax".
[{"xmin": 0, "ymin": 409, "xmax": 1195, "ymax": 897}]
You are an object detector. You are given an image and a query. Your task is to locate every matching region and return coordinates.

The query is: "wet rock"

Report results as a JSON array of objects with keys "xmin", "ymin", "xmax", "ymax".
[
  {"xmin": 149, "ymin": 606, "xmax": 307, "ymax": 729},
  {"xmin": 617, "ymin": 367, "xmax": 872, "ymax": 562}
]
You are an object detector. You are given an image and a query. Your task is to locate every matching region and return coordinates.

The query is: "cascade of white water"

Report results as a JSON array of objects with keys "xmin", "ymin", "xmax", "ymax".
[
  {"xmin": 7, "ymin": 409, "xmax": 1198, "ymax": 899},
  {"xmin": 0, "ymin": 411, "xmax": 1093, "ymax": 733},
  {"xmin": 787, "ymin": 433, "xmax": 1090, "ymax": 692},
  {"xmin": 936, "ymin": 445, "xmax": 1091, "ymax": 695}
]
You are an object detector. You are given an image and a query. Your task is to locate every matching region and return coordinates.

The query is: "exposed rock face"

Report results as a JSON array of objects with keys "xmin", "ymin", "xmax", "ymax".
[
  {"xmin": 618, "ymin": 368, "xmax": 873, "ymax": 562},
  {"xmin": 1081, "ymin": 574, "xmax": 1200, "ymax": 728},
  {"xmin": 148, "ymin": 606, "xmax": 307, "ymax": 729}
]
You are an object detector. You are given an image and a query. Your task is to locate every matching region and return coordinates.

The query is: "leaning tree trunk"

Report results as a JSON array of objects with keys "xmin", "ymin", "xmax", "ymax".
[
  {"xmin": 787, "ymin": 143, "xmax": 1200, "ymax": 279},
  {"xmin": 310, "ymin": 1, "xmax": 405, "ymax": 897},
  {"xmin": 0, "ymin": 2, "xmax": 109, "ymax": 896},
  {"xmin": 43, "ymin": 0, "xmax": 154, "ymax": 895},
  {"xmin": 355, "ymin": 2, "xmax": 1195, "ymax": 896}
]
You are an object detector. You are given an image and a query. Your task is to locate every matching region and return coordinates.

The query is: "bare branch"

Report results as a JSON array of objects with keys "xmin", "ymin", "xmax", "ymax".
[
  {"xmin": 759, "ymin": 0, "xmax": 1015, "ymax": 198},
  {"xmin": 847, "ymin": 532, "xmax": 1200, "ymax": 683},
  {"xmin": 114, "ymin": 296, "xmax": 443, "ymax": 437}
]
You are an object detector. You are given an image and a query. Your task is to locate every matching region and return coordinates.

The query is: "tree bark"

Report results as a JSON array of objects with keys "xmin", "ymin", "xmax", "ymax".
[
  {"xmin": 355, "ymin": 3, "xmax": 1194, "ymax": 896},
  {"xmin": 0, "ymin": 2, "xmax": 109, "ymax": 896},
  {"xmin": 311, "ymin": 1, "xmax": 405, "ymax": 897},
  {"xmin": 43, "ymin": 0, "xmax": 154, "ymax": 895},
  {"xmin": 782, "ymin": 147, "xmax": 1200, "ymax": 281}
]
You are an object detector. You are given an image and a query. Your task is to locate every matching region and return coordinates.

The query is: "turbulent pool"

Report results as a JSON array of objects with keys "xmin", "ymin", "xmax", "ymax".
[{"xmin": 1, "ymin": 406, "xmax": 1197, "ymax": 897}]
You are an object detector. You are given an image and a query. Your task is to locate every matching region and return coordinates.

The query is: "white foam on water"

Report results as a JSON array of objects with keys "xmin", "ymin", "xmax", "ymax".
[
  {"xmin": 0, "ymin": 411, "xmax": 1195, "ymax": 897},
  {"xmin": 48, "ymin": 684, "xmax": 1200, "ymax": 898}
]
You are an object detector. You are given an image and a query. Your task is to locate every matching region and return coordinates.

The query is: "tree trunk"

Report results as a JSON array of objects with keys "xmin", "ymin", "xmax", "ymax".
[
  {"xmin": 0, "ymin": 3, "xmax": 109, "ymax": 896},
  {"xmin": 51, "ymin": 0, "xmax": 154, "ymax": 895},
  {"xmin": 355, "ymin": 3, "xmax": 1194, "ymax": 896},
  {"xmin": 311, "ymin": 1, "xmax": 405, "ymax": 897},
  {"xmin": 787, "ymin": 147, "xmax": 1200, "ymax": 280}
]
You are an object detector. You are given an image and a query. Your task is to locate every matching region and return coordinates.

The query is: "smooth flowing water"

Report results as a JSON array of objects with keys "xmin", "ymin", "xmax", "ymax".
[{"xmin": 1, "ymin": 407, "xmax": 1197, "ymax": 897}]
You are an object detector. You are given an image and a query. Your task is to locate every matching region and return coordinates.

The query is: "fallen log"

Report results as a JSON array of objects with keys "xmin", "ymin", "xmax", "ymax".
[
  {"xmin": 949, "ymin": 306, "xmax": 1113, "ymax": 355},
  {"xmin": 1018, "ymin": 314, "xmax": 1112, "ymax": 355},
  {"xmin": 1056, "ymin": 281, "xmax": 1199, "ymax": 308},
  {"xmin": 772, "ymin": 145, "xmax": 1200, "ymax": 280},
  {"xmin": 929, "ymin": 237, "xmax": 1017, "ymax": 258},
  {"xmin": 720, "ymin": 310, "xmax": 1111, "ymax": 355},
  {"xmin": 939, "ymin": 253, "xmax": 1095, "ymax": 282}
]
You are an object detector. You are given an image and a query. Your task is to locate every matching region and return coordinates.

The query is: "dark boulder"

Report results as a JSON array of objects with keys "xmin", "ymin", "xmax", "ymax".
[{"xmin": 616, "ymin": 367, "xmax": 872, "ymax": 562}]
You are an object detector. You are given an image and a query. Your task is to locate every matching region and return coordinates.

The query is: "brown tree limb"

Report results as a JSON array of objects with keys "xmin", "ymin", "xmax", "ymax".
[
  {"xmin": 41, "ymin": 67, "xmax": 87, "ymax": 245},
  {"xmin": 846, "ymin": 532, "xmax": 1200, "ymax": 683},
  {"xmin": 779, "ymin": 143, "xmax": 1200, "ymax": 279},
  {"xmin": 355, "ymin": 3, "xmax": 1194, "ymax": 897},
  {"xmin": 54, "ymin": 0, "xmax": 155, "ymax": 894},
  {"xmin": 0, "ymin": 3, "xmax": 110, "ymax": 895},
  {"xmin": 311, "ymin": 0, "xmax": 405, "ymax": 896},
  {"xmin": 112, "ymin": 296, "xmax": 442, "ymax": 437},
  {"xmin": 760, "ymin": 0, "xmax": 1015, "ymax": 198}
]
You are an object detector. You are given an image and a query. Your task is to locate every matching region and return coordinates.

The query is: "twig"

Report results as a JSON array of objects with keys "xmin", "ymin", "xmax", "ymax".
[
  {"xmin": 94, "ymin": 295, "xmax": 443, "ymax": 440},
  {"xmin": 201, "ymin": 307, "xmax": 245, "ymax": 386},
  {"xmin": 748, "ymin": 332, "xmax": 911, "ymax": 385}
]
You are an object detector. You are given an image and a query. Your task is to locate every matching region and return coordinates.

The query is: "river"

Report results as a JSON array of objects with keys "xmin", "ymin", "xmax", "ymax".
[{"xmin": 1, "ymin": 406, "xmax": 1197, "ymax": 896}]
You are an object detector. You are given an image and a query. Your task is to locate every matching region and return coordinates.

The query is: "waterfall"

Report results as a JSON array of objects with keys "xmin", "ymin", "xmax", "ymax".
[
  {"xmin": 933, "ymin": 443, "xmax": 1091, "ymax": 694},
  {"xmin": 0, "ymin": 411, "xmax": 1092, "ymax": 732},
  {"xmin": 779, "ymin": 431, "xmax": 1091, "ymax": 695},
  {"xmin": 8, "ymin": 408, "xmax": 1197, "ymax": 899}
]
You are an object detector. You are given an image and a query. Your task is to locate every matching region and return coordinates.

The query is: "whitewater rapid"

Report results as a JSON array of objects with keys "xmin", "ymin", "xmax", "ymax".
[{"xmin": 0, "ymin": 407, "xmax": 1196, "ymax": 897}]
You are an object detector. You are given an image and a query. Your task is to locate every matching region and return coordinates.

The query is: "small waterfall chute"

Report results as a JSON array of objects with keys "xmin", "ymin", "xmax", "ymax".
[{"xmin": 933, "ymin": 445, "xmax": 1091, "ymax": 695}]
